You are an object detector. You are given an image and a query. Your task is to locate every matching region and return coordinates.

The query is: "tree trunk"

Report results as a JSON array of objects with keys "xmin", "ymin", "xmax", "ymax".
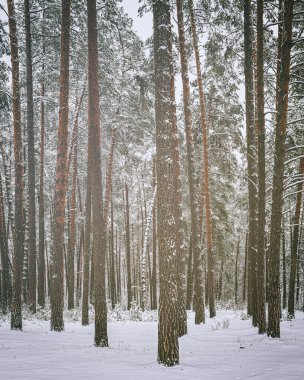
[
  {"xmin": 38, "ymin": 80, "xmax": 45, "ymax": 309},
  {"xmin": 256, "ymin": 0, "xmax": 266, "ymax": 334},
  {"xmin": 243, "ymin": 233, "xmax": 248, "ymax": 303},
  {"xmin": 0, "ymin": 141, "xmax": 14, "ymax": 239},
  {"xmin": 243, "ymin": 0, "xmax": 258, "ymax": 324},
  {"xmin": 169, "ymin": 42, "xmax": 187, "ymax": 336},
  {"xmin": 125, "ymin": 183, "xmax": 132, "ymax": 310},
  {"xmin": 153, "ymin": 0, "xmax": 179, "ymax": 366},
  {"xmin": 81, "ymin": 135, "xmax": 92, "ymax": 326},
  {"xmin": 287, "ymin": 157, "xmax": 304, "ymax": 318},
  {"xmin": 24, "ymin": 0, "xmax": 36, "ymax": 314},
  {"xmin": 110, "ymin": 198, "xmax": 116, "ymax": 308},
  {"xmin": 87, "ymin": 0, "xmax": 108, "ymax": 347},
  {"xmin": 282, "ymin": 228, "xmax": 287, "ymax": 309},
  {"xmin": 151, "ymin": 160, "xmax": 157, "ymax": 310},
  {"xmin": 0, "ymin": 170, "xmax": 11, "ymax": 314},
  {"xmin": 267, "ymin": 0, "xmax": 294, "ymax": 338},
  {"xmin": 67, "ymin": 115, "xmax": 78, "ymax": 310},
  {"xmin": 50, "ymin": 0, "xmax": 71, "ymax": 332},
  {"xmin": 188, "ymin": 0, "xmax": 215, "ymax": 318},
  {"xmin": 235, "ymin": 237, "xmax": 240, "ymax": 306},
  {"xmin": 7, "ymin": 0, "xmax": 25, "ymax": 331},
  {"xmin": 186, "ymin": 235, "xmax": 193, "ymax": 310},
  {"xmin": 177, "ymin": 0, "xmax": 205, "ymax": 324}
]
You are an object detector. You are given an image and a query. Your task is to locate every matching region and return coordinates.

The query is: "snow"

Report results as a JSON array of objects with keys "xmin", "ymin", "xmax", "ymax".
[{"xmin": 0, "ymin": 309, "xmax": 304, "ymax": 379}]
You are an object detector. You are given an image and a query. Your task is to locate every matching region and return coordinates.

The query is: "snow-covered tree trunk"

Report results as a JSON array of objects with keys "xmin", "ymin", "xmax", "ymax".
[{"xmin": 153, "ymin": 0, "xmax": 179, "ymax": 366}]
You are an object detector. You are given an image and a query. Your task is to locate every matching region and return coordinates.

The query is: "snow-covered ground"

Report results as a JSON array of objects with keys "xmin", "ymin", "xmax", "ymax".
[{"xmin": 0, "ymin": 309, "xmax": 303, "ymax": 380}]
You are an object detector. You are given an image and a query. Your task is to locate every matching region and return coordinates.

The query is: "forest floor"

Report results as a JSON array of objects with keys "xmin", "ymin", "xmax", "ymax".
[{"xmin": 0, "ymin": 308, "xmax": 303, "ymax": 380}]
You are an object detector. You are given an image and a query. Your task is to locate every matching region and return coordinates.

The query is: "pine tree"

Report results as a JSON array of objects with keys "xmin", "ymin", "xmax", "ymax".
[
  {"xmin": 153, "ymin": 0, "xmax": 179, "ymax": 366},
  {"xmin": 288, "ymin": 157, "xmax": 304, "ymax": 318},
  {"xmin": 87, "ymin": 0, "xmax": 108, "ymax": 347},
  {"xmin": 256, "ymin": 0, "xmax": 266, "ymax": 334},
  {"xmin": 50, "ymin": 0, "xmax": 71, "ymax": 332},
  {"xmin": 188, "ymin": 0, "xmax": 216, "ymax": 318},
  {"xmin": 125, "ymin": 182, "xmax": 132, "ymax": 310},
  {"xmin": 24, "ymin": 0, "xmax": 37, "ymax": 315},
  {"xmin": 268, "ymin": 0, "xmax": 294, "ymax": 338},
  {"xmin": 7, "ymin": 0, "xmax": 25, "ymax": 331},
  {"xmin": 176, "ymin": 0, "xmax": 205, "ymax": 324},
  {"xmin": 38, "ymin": 80, "xmax": 45, "ymax": 309},
  {"xmin": 243, "ymin": 0, "xmax": 258, "ymax": 324}
]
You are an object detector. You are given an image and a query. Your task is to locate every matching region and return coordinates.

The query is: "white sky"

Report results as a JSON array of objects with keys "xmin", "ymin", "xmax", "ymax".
[{"xmin": 121, "ymin": 0, "xmax": 153, "ymax": 42}]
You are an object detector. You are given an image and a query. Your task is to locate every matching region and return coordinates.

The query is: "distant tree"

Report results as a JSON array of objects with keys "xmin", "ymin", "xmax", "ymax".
[
  {"xmin": 188, "ymin": 0, "xmax": 216, "ymax": 318},
  {"xmin": 124, "ymin": 182, "xmax": 132, "ymax": 310},
  {"xmin": 0, "ymin": 169, "xmax": 11, "ymax": 314},
  {"xmin": 176, "ymin": 0, "xmax": 205, "ymax": 324},
  {"xmin": 81, "ymin": 127, "xmax": 92, "ymax": 326}
]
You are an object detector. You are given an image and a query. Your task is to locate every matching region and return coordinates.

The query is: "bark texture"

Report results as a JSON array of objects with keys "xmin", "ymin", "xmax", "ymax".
[
  {"xmin": 188, "ymin": 0, "xmax": 215, "ymax": 318},
  {"xmin": 243, "ymin": 0, "xmax": 258, "ymax": 323},
  {"xmin": 50, "ymin": 0, "xmax": 71, "ymax": 332},
  {"xmin": 25, "ymin": 0, "xmax": 36, "ymax": 314},
  {"xmin": 153, "ymin": 0, "xmax": 179, "ymax": 366},
  {"xmin": 87, "ymin": 0, "xmax": 108, "ymax": 347},
  {"xmin": 287, "ymin": 157, "xmax": 304, "ymax": 318},
  {"xmin": 268, "ymin": 0, "xmax": 294, "ymax": 338},
  {"xmin": 7, "ymin": 0, "xmax": 25, "ymax": 331},
  {"xmin": 256, "ymin": 0, "xmax": 266, "ymax": 334}
]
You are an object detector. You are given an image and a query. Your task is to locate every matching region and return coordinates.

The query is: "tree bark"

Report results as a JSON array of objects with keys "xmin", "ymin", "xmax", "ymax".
[
  {"xmin": 50, "ymin": 0, "xmax": 71, "ymax": 332},
  {"xmin": 153, "ymin": 0, "xmax": 179, "ymax": 366},
  {"xmin": 177, "ymin": 0, "xmax": 205, "ymax": 324},
  {"xmin": 186, "ymin": 235, "xmax": 193, "ymax": 310},
  {"xmin": 24, "ymin": 0, "xmax": 36, "ymax": 314},
  {"xmin": 243, "ymin": 0, "xmax": 258, "ymax": 324},
  {"xmin": 287, "ymin": 157, "xmax": 304, "ymax": 318},
  {"xmin": 256, "ymin": 0, "xmax": 266, "ymax": 334},
  {"xmin": 87, "ymin": 0, "xmax": 108, "ymax": 347},
  {"xmin": 0, "ymin": 170, "xmax": 11, "ymax": 314},
  {"xmin": 282, "ymin": 228, "xmax": 287, "ymax": 309},
  {"xmin": 267, "ymin": 0, "xmax": 294, "ymax": 338},
  {"xmin": 151, "ymin": 160, "xmax": 157, "ymax": 310},
  {"xmin": 38, "ymin": 81, "xmax": 45, "ymax": 309},
  {"xmin": 81, "ymin": 133, "xmax": 92, "ymax": 326},
  {"xmin": 7, "ymin": 0, "xmax": 25, "ymax": 331},
  {"xmin": 67, "ymin": 115, "xmax": 79, "ymax": 310},
  {"xmin": 188, "ymin": 0, "xmax": 215, "ymax": 318},
  {"xmin": 243, "ymin": 233, "xmax": 248, "ymax": 303},
  {"xmin": 125, "ymin": 183, "xmax": 132, "ymax": 310},
  {"xmin": 169, "ymin": 40, "xmax": 187, "ymax": 336},
  {"xmin": 235, "ymin": 237, "xmax": 240, "ymax": 306}
]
